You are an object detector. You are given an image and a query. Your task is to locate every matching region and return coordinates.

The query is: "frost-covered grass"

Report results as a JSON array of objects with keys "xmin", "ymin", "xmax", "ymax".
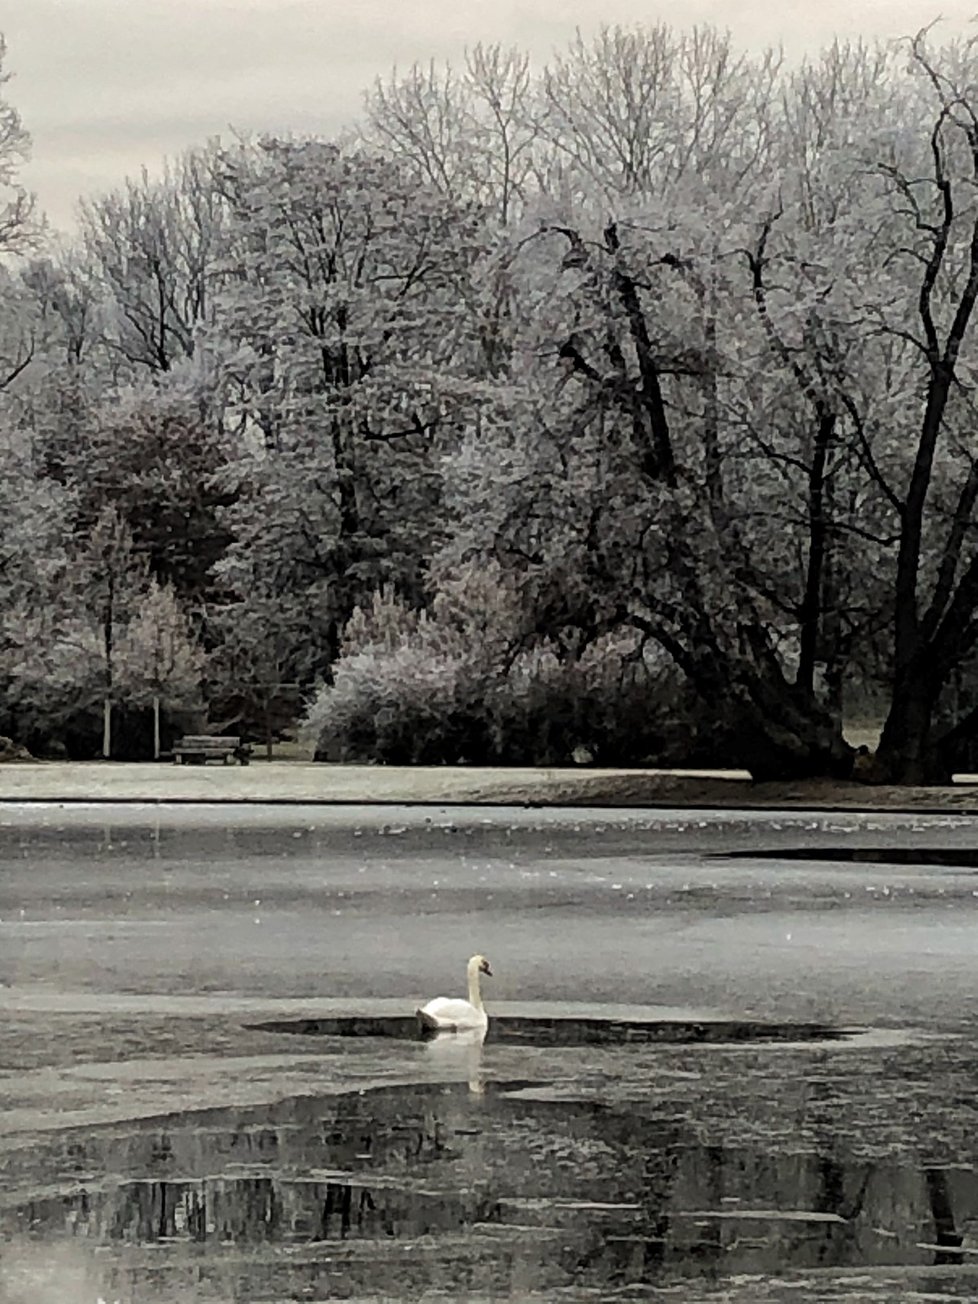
[
  {"xmin": 2, "ymin": 759, "xmax": 978, "ymax": 808},
  {"xmin": 0, "ymin": 759, "xmax": 666, "ymax": 804}
]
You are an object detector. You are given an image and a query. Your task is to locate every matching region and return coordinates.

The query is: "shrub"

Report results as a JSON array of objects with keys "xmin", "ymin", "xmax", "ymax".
[{"xmin": 304, "ymin": 576, "xmax": 703, "ymax": 765}]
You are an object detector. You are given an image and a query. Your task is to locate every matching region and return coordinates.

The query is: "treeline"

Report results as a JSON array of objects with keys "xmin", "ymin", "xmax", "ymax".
[{"xmin": 2, "ymin": 26, "xmax": 978, "ymax": 780}]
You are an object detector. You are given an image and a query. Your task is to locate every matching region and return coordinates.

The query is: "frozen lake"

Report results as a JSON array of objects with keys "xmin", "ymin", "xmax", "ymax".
[{"xmin": 3, "ymin": 804, "xmax": 978, "ymax": 1301}]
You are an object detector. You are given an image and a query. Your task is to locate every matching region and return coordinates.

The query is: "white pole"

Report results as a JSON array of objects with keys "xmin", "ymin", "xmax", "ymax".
[{"xmin": 102, "ymin": 697, "xmax": 112, "ymax": 759}]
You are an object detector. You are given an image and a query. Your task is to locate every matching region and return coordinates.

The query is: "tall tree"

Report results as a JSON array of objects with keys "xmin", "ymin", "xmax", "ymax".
[
  {"xmin": 0, "ymin": 34, "xmax": 34, "ymax": 253},
  {"xmin": 71, "ymin": 375, "xmax": 234, "ymax": 602},
  {"xmin": 536, "ymin": 25, "xmax": 781, "ymax": 197},
  {"xmin": 364, "ymin": 44, "xmax": 539, "ymax": 224},
  {"xmin": 212, "ymin": 138, "xmax": 486, "ymax": 678},
  {"xmin": 866, "ymin": 32, "xmax": 978, "ymax": 780},
  {"xmin": 117, "ymin": 579, "xmax": 205, "ymax": 758},
  {"xmin": 79, "ymin": 149, "xmax": 225, "ymax": 374},
  {"xmin": 72, "ymin": 507, "xmax": 149, "ymax": 758}
]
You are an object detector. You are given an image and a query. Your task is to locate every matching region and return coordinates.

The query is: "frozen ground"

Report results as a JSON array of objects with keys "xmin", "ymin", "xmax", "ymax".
[
  {"xmin": 6, "ymin": 758, "xmax": 978, "ymax": 810},
  {"xmin": 3, "ymin": 804, "xmax": 978, "ymax": 1301},
  {"xmin": 0, "ymin": 760, "xmax": 675, "ymax": 804}
]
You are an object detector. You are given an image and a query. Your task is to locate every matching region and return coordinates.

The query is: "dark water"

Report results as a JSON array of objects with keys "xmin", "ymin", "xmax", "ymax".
[
  {"xmin": 7, "ymin": 1077, "xmax": 978, "ymax": 1300},
  {"xmin": 721, "ymin": 847, "xmax": 978, "ymax": 868},
  {"xmin": 251, "ymin": 1013, "xmax": 849, "ymax": 1045}
]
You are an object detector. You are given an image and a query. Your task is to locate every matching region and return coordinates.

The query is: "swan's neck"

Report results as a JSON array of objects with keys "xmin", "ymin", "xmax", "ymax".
[{"xmin": 467, "ymin": 962, "xmax": 484, "ymax": 1010}]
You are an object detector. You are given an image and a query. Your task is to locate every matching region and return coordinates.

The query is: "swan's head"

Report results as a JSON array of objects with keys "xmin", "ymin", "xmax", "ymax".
[{"xmin": 469, "ymin": 953, "xmax": 493, "ymax": 978}]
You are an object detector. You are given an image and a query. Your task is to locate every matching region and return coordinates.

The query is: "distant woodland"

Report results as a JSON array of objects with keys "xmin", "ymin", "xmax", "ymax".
[{"xmin": 4, "ymin": 25, "xmax": 978, "ymax": 781}]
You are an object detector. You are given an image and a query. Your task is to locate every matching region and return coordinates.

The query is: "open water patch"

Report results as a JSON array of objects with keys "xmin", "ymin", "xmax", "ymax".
[
  {"xmin": 3, "ymin": 1081, "xmax": 978, "ymax": 1300},
  {"xmin": 248, "ymin": 1013, "xmax": 851, "ymax": 1046},
  {"xmin": 721, "ymin": 847, "xmax": 978, "ymax": 868}
]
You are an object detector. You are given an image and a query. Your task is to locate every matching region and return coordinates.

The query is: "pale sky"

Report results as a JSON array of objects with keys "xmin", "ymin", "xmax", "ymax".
[{"xmin": 2, "ymin": 0, "xmax": 975, "ymax": 230}]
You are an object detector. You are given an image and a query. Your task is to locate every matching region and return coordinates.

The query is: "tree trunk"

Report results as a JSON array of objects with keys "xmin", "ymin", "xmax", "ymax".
[
  {"xmin": 629, "ymin": 602, "xmax": 854, "ymax": 781},
  {"xmin": 871, "ymin": 668, "xmax": 947, "ymax": 783},
  {"xmin": 686, "ymin": 635, "xmax": 853, "ymax": 780},
  {"xmin": 797, "ymin": 411, "xmax": 835, "ymax": 695},
  {"xmin": 152, "ymin": 693, "xmax": 161, "ymax": 761},
  {"xmin": 102, "ymin": 570, "xmax": 114, "ymax": 761},
  {"xmin": 729, "ymin": 696, "xmax": 854, "ymax": 781},
  {"xmin": 102, "ymin": 697, "xmax": 112, "ymax": 760}
]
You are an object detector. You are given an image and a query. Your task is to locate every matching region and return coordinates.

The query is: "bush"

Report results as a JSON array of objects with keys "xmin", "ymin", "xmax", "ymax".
[
  {"xmin": 307, "ymin": 641, "xmax": 483, "ymax": 763},
  {"xmin": 0, "ymin": 735, "xmax": 31, "ymax": 761},
  {"xmin": 304, "ymin": 579, "xmax": 703, "ymax": 765}
]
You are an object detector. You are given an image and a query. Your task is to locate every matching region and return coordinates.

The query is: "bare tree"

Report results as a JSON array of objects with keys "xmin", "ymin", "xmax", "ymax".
[
  {"xmin": 79, "ymin": 148, "xmax": 225, "ymax": 373},
  {"xmin": 868, "ymin": 31, "xmax": 978, "ymax": 780},
  {"xmin": 0, "ymin": 35, "xmax": 35, "ymax": 252},
  {"xmin": 363, "ymin": 44, "xmax": 539, "ymax": 223},
  {"xmin": 536, "ymin": 25, "xmax": 780, "ymax": 197}
]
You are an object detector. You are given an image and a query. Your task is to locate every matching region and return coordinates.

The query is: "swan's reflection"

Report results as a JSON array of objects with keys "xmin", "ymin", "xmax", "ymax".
[{"xmin": 422, "ymin": 1025, "xmax": 486, "ymax": 1094}]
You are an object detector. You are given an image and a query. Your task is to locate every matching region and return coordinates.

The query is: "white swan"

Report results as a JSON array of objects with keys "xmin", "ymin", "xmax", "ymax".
[{"xmin": 417, "ymin": 954, "xmax": 492, "ymax": 1033}]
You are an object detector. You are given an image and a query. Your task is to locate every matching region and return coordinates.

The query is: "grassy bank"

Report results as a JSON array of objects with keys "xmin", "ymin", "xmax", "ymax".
[{"xmin": 2, "ymin": 759, "xmax": 978, "ymax": 810}]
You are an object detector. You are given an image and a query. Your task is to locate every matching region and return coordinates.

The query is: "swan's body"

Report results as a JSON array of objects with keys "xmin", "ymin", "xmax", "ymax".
[{"xmin": 417, "ymin": 954, "xmax": 492, "ymax": 1033}]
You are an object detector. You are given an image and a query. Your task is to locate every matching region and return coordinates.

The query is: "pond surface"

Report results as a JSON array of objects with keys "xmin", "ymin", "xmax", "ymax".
[
  {"xmin": 7, "ymin": 1071, "xmax": 978, "ymax": 1302},
  {"xmin": 5, "ymin": 804, "xmax": 978, "ymax": 1301}
]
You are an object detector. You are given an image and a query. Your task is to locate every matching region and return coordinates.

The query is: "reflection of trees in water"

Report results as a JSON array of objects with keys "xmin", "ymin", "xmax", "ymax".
[
  {"xmin": 8, "ymin": 1083, "xmax": 978, "ymax": 1288},
  {"xmin": 926, "ymin": 1167, "xmax": 965, "ymax": 1264},
  {"xmin": 23, "ymin": 1173, "xmax": 496, "ymax": 1245},
  {"xmin": 642, "ymin": 1141, "xmax": 684, "ymax": 1274}
]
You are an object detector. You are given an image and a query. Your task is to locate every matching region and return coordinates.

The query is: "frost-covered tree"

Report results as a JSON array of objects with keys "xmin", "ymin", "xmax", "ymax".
[
  {"xmin": 9, "ymin": 21, "xmax": 978, "ymax": 781},
  {"xmin": 425, "ymin": 26, "xmax": 978, "ymax": 782},
  {"xmin": 0, "ymin": 35, "xmax": 35, "ymax": 253},
  {"xmin": 2, "ymin": 609, "xmax": 106, "ymax": 752},
  {"xmin": 441, "ymin": 206, "xmax": 868, "ymax": 778},
  {"xmin": 364, "ymin": 44, "xmax": 539, "ymax": 224},
  {"xmin": 212, "ymin": 137, "xmax": 487, "ymax": 675},
  {"xmin": 445, "ymin": 31, "xmax": 854, "ymax": 777},
  {"xmin": 79, "ymin": 149, "xmax": 225, "ymax": 374},
  {"xmin": 0, "ymin": 422, "xmax": 74, "ymax": 747},
  {"xmin": 70, "ymin": 375, "xmax": 233, "ymax": 600},
  {"xmin": 858, "ymin": 31, "xmax": 978, "ymax": 781},
  {"xmin": 68, "ymin": 507, "xmax": 149, "ymax": 758},
  {"xmin": 205, "ymin": 585, "xmax": 313, "ymax": 756},
  {"xmin": 116, "ymin": 579, "xmax": 206, "ymax": 757},
  {"xmin": 536, "ymin": 25, "xmax": 781, "ymax": 198}
]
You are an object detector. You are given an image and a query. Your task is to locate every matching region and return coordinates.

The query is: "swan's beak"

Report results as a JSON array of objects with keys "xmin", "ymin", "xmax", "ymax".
[{"xmin": 481, "ymin": 961, "xmax": 493, "ymax": 977}]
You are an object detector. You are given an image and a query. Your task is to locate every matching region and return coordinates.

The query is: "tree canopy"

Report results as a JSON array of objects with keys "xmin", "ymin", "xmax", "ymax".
[{"xmin": 5, "ymin": 22, "xmax": 978, "ymax": 780}]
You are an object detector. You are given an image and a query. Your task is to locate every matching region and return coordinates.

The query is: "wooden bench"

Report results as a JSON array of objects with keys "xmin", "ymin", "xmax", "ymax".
[{"xmin": 172, "ymin": 736, "xmax": 252, "ymax": 765}]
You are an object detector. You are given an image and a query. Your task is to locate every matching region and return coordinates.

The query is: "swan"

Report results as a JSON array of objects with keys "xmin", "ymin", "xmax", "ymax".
[{"xmin": 417, "ymin": 954, "xmax": 492, "ymax": 1033}]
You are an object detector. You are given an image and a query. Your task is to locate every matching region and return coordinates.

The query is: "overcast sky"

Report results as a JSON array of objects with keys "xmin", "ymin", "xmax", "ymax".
[{"xmin": 3, "ymin": 0, "xmax": 976, "ymax": 230}]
